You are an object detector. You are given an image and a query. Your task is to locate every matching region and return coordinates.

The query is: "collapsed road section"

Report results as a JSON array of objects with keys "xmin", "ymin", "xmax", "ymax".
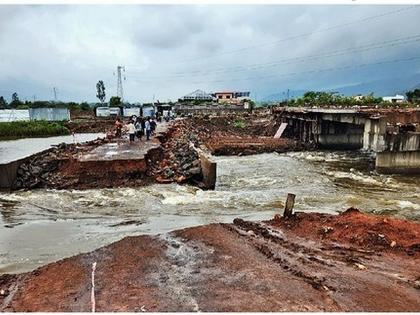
[
  {"xmin": 2, "ymin": 114, "xmax": 300, "ymax": 191},
  {"xmin": 1, "ymin": 208, "xmax": 419, "ymax": 312},
  {"xmin": 2, "ymin": 121, "xmax": 215, "ymax": 190}
]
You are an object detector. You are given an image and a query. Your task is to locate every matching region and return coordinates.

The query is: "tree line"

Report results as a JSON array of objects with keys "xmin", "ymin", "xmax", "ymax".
[
  {"xmin": 0, "ymin": 80, "xmax": 112, "ymax": 110},
  {"xmin": 283, "ymin": 89, "xmax": 420, "ymax": 107},
  {"xmin": 0, "ymin": 93, "xmax": 92, "ymax": 111}
]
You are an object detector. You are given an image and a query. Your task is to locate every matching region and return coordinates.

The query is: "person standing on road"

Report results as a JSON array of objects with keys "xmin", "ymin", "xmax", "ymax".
[
  {"xmin": 127, "ymin": 119, "xmax": 136, "ymax": 143},
  {"xmin": 145, "ymin": 117, "xmax": 151, "ymax": 141},
  {"xmin": 150, "ymin": 119, "xmax": 157, "ymax": 136},
  {"xmin": 135, "ymin": 117, "xmax": 143, "ymax": 140},
  {"xmin": 115, "ymin": 118, "xmax": 123, "ymax": 138},
  {"xmin": 141, "ymin": 116, "xmax": 146, "ymax": 132}
]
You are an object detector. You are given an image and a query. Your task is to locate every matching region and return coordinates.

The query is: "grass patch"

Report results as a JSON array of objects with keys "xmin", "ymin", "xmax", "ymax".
[
  {"xmin": 0, "ymin": 120, "xmax": 70, "ymax": 139},
  {"xmin": 233, "ymin": 119, "xmax": 246, "ymax": 129}
]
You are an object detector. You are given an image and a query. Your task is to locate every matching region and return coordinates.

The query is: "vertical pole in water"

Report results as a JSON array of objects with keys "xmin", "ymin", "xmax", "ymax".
[
  {"xmin": 283, "ymin": 193, "xmax": 295, "ymax": 218},
  {"xmin": 91, "ymin": 262, "xmax": 97, "ymax": 312}
]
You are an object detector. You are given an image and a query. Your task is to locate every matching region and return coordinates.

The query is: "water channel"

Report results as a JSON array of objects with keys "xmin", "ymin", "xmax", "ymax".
[
  {"xmin": 0, "ymin": 138, "xmax": 419, "ymax": 274},
  {"xmin": 0, "ymin": 133, "xmax": 105, "ymax": 164}
]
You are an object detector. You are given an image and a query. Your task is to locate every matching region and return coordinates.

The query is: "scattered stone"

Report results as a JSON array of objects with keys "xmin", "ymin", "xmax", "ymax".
[
  {"xmin": 164, "ymin": 169, "xmax": 174, "ymax": 178},
  {"xmin": 186, "ymin": 167, "xmax": 201, "ymax": 176},
  {"xmin": 354, "ymin": 263, "xmax": 367, "ymax": 270},
  {"xmin": 176, "ymin": 175, "xmax": 186, "ymax": 183},
  {"xmin": 322, "ymin": 226, "xmax": 334, "ymax": 234},
  {"xmin": 0, "ymin": 289, "xmax": 9, "ymax": 296}
]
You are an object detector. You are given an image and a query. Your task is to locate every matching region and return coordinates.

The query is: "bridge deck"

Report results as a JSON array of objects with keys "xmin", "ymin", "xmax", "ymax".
[
  {"xmin": 78, "ymin": 141, "xmax": 160, "ymax": 162},
  {"xmin": 78, "ymin": 122, "xmax": 168, "ymax": 162}
]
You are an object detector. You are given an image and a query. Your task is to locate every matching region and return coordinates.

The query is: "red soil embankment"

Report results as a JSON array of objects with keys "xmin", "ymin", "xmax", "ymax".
[
  {"xmin": 269, "ymin": 207, "xmax": 420, "ymax": 253},
  {"xmin": 178, "ymin": 115, "xmax": 301, "ymax": 156},
  {"xmin": 1, "ymin": 209, "xmax": 419, "ymax": 312}
]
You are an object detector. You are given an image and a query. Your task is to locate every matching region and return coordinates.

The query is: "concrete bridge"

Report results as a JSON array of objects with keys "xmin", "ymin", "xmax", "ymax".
[{"xmin": 276, "ymin": 107, "xmax": 420, "ymax": 173}]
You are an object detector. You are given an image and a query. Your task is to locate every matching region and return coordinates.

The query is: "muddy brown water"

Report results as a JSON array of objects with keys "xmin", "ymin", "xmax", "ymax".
[{"xmin": 0, "ymin": 150, "xmax": 419, "ymax": 274}]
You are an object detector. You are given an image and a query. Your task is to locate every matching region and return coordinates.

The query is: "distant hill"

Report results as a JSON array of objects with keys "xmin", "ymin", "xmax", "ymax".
[
  {"xmin": 261, "ymin": 89, "xmax": 307, "ymax": 102},
  {"xmin": 261, "ymin": 73, "xmax": 420, "ymax": 101},
  {"xmin": 409, "ymin": 82, "xmax": 420, "ymax": 90},
  {"xmin": 334, "ymin": 73, "xmax": 420, "ymax": 96}
]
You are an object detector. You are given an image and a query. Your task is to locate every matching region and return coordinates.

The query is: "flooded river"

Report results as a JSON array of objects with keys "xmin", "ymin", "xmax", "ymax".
[{"xmin": 0, "ymin": 150, "xmax": 419, "ymax": 274}]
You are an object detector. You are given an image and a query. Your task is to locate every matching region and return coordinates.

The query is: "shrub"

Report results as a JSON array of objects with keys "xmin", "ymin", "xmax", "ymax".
[
  {"xmin": 234, "ymin": 119, "xmax": 246, "ymax": 129},
  {"xmin": 0, "ymin": 120, "xmax": 70, "ymax": 139}
]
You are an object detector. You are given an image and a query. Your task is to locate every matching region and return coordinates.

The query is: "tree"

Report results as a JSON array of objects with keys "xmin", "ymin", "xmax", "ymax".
[
  {"xmin": 0, "ymin": 96, "xmax": 8, "ymax": 109},
  {"xmin": 10, "ymin": 92, "xmax": 22, "ymax": 108},
  {"xmin": 80, "ymin": 102, "xmax": 90, "ymax": 111},
  {"xmin": 109, "ymin": 96, "xmax": 122, "ymax": 107},
  {"xmin": 96, "ymin": 80, "xmax": 106, "ymax": 104},
  {"xmin": 361, "ymin": 92, "xmax": 382, "ymax": 105},
  {"xmin": 406, "ymin": 89, "xmax": 420, "ymax": 104}
]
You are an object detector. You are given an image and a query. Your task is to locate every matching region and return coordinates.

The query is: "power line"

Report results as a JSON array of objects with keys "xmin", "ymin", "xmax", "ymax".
[
  {"xmin": 128, "ymin": 5, "xmax": 419, "ymax": 67},
  {"xmin": 182, "ymin": 35, "xmax": 420, "ymax": 76},
  {"xmin": 193, "ymin": 56, "xmax": 420, "ymax": 85},
  {"xmin": 127, "ymin": 34, "xmax": 420, "ymax": 80},
  {"xmin": 129, "ymin": 56, "xmax": 420, "ymax": 85}
]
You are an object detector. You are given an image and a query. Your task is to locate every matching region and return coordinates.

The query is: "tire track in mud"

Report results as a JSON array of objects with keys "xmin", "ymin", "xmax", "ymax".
[
  {"xmin": 224, "ymin": 220, "xmax": 335, "ymax": 287},
  {"xmin": 223, "ymin": 219, "xmax": 346, "ymax": 310},
  {"xmin": 0, "ymin": 275, "xmax": 22, "ymax": 311},
  {"xmin": 224, "ymin": 219, "xmax": 420, "ymax": 309},
  {"xmin": 146, "ymin": 233, "xmax": 216, "ymax": 312},
  {"xmin": 233, "ymin": 219, "xmax": 374, "ymax": 266}
]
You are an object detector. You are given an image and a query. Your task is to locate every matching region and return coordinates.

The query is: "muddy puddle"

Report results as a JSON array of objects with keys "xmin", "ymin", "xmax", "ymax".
[{"xmin": 0, "ymin": 150, "xmax": 419, "ymax": 273}]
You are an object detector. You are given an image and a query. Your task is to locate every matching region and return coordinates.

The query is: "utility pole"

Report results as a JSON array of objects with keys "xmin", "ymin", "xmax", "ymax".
[
  {"xmin": 116, "ymin": 65, "xmax": 125, "ymax": 103},
  {"xmin": 286, "ymin": 89, "xmax": 290, "ymax": 106},
  {"xmin": 53, "ymin": 87, "xmax": 58, "ymax": 102}
]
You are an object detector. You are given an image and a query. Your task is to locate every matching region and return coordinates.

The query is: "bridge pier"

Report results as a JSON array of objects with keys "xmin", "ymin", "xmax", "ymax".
[
  {"xmin": 362, "ymin": 118, "xmax": 387, "ymax": 152},
  {"xmin": 278, "ymin": 108, "xmax": 420, "ymax": 174},
  {"xmin": 317, "ymin": 120, "xmax": 363, "ymax": 149},
  {"xmin": 375, "ymin": 130, "xmax": 420, "ymax": 173},
  {"xmin": 376, "ymin": 151, "xmax": 420, "ymax": 174}
]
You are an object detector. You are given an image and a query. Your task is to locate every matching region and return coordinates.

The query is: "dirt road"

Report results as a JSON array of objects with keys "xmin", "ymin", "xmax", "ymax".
[{"xmin": 1, "ymin": 208, "xmax": 419, "ymax": 312}]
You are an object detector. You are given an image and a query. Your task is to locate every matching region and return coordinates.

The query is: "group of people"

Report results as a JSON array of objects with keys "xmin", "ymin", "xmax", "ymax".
[{"xmin": 113, "ymin": 116, "xmax": 157, "ymax": 143}]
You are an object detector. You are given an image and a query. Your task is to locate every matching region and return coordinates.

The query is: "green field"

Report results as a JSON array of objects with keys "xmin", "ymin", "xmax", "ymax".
[{"xmin": 0, "ymin": 120, "xmax": 70, "ymax": 140}]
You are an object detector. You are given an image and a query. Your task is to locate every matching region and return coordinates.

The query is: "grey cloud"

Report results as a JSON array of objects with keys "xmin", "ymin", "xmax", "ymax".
[{"xmin": 0, "ymin": 5, "xmax": 419, "ymax": 103}]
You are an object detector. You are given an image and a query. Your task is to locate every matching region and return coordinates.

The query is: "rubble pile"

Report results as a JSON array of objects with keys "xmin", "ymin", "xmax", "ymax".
[
  {"xmin": 13, "ymin": 138, "xmax": 108, "ymax": 189},
  {"xmin": 64, "ymin": 118, "xmax": 114, "ymax": 133},
  {"xmin": 11, "ymin": 114, "xmax": 302, "ymax": 190},
  {"xmin": 206, "ymin": 136, "xmax": 299, "ymax": 156},
  {"xmin": 187, "ymin": 113, "xmax": 283, "ymax": 138},
  {"xmin": 177, "ymin": 115, "xmax": 300, "ymax": 156},
  {"xmin": 151, "ymin": 120, "xmax": 202, "ymax": 184}
]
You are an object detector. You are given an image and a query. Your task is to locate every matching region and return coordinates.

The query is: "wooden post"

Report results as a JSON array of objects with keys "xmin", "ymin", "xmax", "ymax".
[{"xmin": 283, "ymin": 193, "xmax": 295, "ymax": 218}]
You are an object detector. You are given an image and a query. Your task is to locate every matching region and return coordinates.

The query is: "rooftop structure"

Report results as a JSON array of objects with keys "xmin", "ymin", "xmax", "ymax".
[
  {"xmin": 212, "ymin": 91, "xmax": 251, "ymax": 105},
  {"xmin": 382, "ymin": 94, "xmax": 405, "ymax": 103},
  {"xmin": 181, "ymin": 89, "xmax": 213, "ymax": 101}
]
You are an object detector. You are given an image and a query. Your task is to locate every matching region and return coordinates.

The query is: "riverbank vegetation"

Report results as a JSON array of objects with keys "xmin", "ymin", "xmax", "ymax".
[
  {"xmin": 272, "ymin": 90, "xmax": 420, "ymax": 108},
  {"xmin": 0, "ymin": 93, "xmax": 93, "ymax": 112},
  {"xmin": 287, "ymin": 91, "xmax": 383, "ymax": 107},
  {"xmin": 0, "ymin": 121, "xmax": 70, "ymax": 139}
]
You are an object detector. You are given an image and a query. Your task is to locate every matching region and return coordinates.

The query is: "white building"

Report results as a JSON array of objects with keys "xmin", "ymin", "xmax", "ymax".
[
  {"xmin": 181, "ymin": 89, "xmax": 213, "ymax": 101},
  {"xmin": 382, "ymin": 94, "xmax": 405, "ymax": 103}
]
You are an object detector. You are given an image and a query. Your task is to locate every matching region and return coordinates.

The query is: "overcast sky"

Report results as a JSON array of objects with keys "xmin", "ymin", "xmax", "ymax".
[{"xmin": 0, "ymin": 4, "xmax": 419, "ymax": 103}]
